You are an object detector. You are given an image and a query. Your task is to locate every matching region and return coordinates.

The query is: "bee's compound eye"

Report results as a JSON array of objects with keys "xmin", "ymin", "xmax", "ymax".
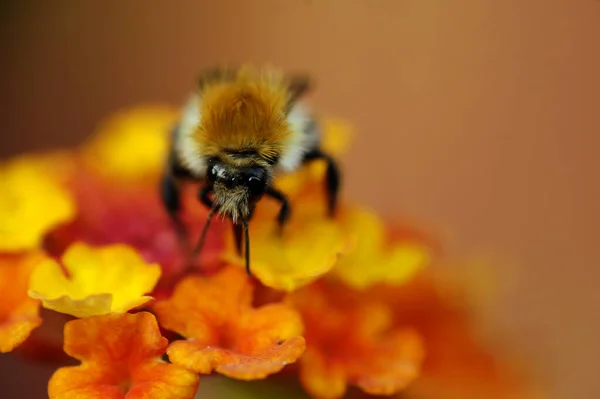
[
  {"xmin": 247, "ymin": 176, "xmax": 265, "ymax": 197},
  {"xmin": 207, "ymin": 164, "xmax": 218, "ymax": 183}
]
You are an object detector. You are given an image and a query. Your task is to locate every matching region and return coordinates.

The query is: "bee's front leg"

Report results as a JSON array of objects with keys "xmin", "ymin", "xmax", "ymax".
[
  {"xmin": 232, "ymin": 223, "xmax": 244, "ymax": 255},
  {"xmin": 264, "ymin": 186, "xmax": 291, "ymax": 234},
  {"xmin": 302, "ymin": 149, "xmax": 341, "ymax": 217},
  {"xmin": 197, "ymin": 185, "xmax": 214, "ymax": 209}
]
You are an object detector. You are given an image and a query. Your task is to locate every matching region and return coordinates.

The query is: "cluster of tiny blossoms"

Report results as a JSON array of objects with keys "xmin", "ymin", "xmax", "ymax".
[{"xmin": 0, "ymin": 106, "xmax": 539, "ymax": 399}]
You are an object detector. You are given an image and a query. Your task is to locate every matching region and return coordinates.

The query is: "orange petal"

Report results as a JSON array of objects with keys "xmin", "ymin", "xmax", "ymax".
[
  {"xmin": 127, "ymin": 362, "xmax": 202, "ymax": 399},
  {"xmin": 14, "ymin": 308, "xmax": 73, "ymax": 363},
  {"xmin": 371, "ymin": 271, "xmax": 540, "ymax": 399},
  {"xmin": 0, "ymin": 300, "xmax": 41, "ymax": 353},
  {"xmin": 48, "ymin": 312, "xmax": 198, "ymax": 399},
  {"xmin": 298, "ymin": 349, "xmax": 348, "ymax": 399},
  {"xmin": 0, "ymin": 253, "xmax": 42, "ymax": 353},
  {"xmin": 290, "ymin": 281, "xmax": 425, "ymax": 399},
  {"xmin": 154, "ymin": 265, "xmax": 305, "ymax": 379},
  {"xmin": 154, "ymin": 266, "xmax": 251, "ymax": 342},
  {"xmin": 49, "ymin": 365, "xmax": 125, "ymax": 399},
  {"xmin": 353, "ymin": 329, "xmax": 423, "ymax": 395},
  {"xmin": 168, "ymin": 336, "xmax": 306, "ymax": 380}
]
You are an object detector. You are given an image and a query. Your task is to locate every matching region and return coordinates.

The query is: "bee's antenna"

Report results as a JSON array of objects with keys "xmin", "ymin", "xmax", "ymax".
[
  {"xmin": 242, "ymin": 218, "xmax": 251, "ymax": 277},
  {"xmin": 192, "ymin": 203, "xmax": 219, "ymax": 260}
]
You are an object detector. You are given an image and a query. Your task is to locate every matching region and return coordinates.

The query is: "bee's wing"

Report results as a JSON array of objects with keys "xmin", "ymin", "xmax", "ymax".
[
  {"xmin": 277, "ymin": 101, "xmax": 321, "ymax": 174},
  {"xmin": 173, "ymin": 93, "xmax": 208, "ymax": 178},
  {"xmin": 286, "ymin": 73, "xmax": 314, "ymax": 108},
  {"xmin": 197, "ymin": 66, "xmax": 237, "ymax": 90}
]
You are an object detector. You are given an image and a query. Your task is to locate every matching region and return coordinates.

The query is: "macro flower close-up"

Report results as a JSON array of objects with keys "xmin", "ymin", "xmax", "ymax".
[
  {"xmin": 154, "ymin": 265, "xmax": 306, "ymax": 380},
  {"xmin": 0, "ymin": 103, "xmax": 545, "ymax": 398},
  {"xmin": 5, "ymin": 3, "xmax": 597, "ymax": 398}
]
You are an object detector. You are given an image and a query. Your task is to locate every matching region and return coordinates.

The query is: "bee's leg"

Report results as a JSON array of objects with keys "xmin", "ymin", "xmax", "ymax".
[
  {"xmin": 160, "ymin": 172, "xmax": 190, "ymax": 252},
  {"xmin": 232, "ymin": 222, "xmax": 243, "ymax": 255},
  {"xmin": 242, "ymin": 219, "xmax": 251, "ymax": 277},
  {"xmin": 265, "ymin": 186, "xmax": 291, "ymax": 234},
  {"xmin": 302, "ymin": 149, "xmax": 341, "ymax": 216},
  {"xmin": 198, "ymin": 185, "xmax": 214, "ymax": 209}
]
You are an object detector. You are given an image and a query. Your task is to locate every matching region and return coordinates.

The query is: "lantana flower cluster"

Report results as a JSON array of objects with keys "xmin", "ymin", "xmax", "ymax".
[{"xmin": 1, "ymin": 106, "xmax": 540, "ymax": 399}]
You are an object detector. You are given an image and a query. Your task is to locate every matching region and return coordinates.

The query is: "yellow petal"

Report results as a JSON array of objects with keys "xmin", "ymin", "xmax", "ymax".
[
  {"xmin": 224, "ymin": 201, "xmax": 350, "ymax": 291},
  {"xmin": 334, "ymin": 208, "xmax": 431, "ymax": 290},
  {"xmin": 320, "ymin": 118, "xmax": 355, "ymax": 157},
  {"xmin": 0, "ymin": 156, "xmax": 75, "ymax": 252},
  {"xmin": 82, "ymin": 105, "xmax": 179, "ymax": 183},
  {"xmin": 28, "ymin": 242, "xmax": 161, "ymax": 318}
]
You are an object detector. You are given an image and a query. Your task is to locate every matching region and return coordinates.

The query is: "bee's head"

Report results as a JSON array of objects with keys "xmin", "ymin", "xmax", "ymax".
[{"xmin": 206, "ymin": 158, "xmax": 268, "ymax": 223}]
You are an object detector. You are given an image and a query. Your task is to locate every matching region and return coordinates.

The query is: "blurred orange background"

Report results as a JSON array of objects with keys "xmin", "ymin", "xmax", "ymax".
[{"xmin": 1, "ymin": 1, "xmax": 598, "ymax": 398}]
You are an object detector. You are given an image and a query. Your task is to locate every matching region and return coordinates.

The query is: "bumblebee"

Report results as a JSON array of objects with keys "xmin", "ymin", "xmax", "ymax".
[{"xmin": 161, "ymin": 65, "xmax": 340, "ymax": 276}]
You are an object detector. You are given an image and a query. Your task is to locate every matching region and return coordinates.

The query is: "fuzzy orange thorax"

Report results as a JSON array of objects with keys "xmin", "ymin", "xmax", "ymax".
[{"xmin": 195, "ymin": 67, "xmax": 294, "ymax": 163}]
